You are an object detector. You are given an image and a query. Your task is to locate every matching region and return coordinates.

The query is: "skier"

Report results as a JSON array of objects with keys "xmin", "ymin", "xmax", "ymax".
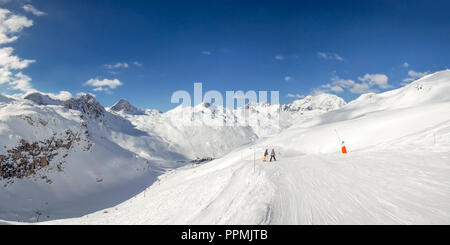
[
  {"xmin": 270, "ymin": 149, "xmax": 277, "ymax": 162},
  {"xmin": 263, "ymin": 149, "xmax": 269, "ymax": 162}
]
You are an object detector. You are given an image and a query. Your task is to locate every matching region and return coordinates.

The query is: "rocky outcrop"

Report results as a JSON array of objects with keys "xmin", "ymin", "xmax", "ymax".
[
  {"xmin": 64, "ymin": 94, "xmax": 105, "ymax": 118},
  {"xmin": 0, "ymin": 129, "xmax": 90, "ymax": 185},
  {"xmin": 24, "ymin": 93, "xmax": 62, "ymax": 106},
  {"xmin": 110, "ymin": 99, "xmax": 143, "ymax": 115}
]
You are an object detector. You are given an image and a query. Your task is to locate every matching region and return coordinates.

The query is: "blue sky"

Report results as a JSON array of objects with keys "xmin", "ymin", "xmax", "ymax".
[{"xmin": 1, "ymin": 0, "xmax": 449, "ymax": 111}]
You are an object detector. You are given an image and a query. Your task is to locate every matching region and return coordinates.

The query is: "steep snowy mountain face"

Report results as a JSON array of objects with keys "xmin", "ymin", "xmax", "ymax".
[
  {"xmin": 233, "ymin": 93, "xmax": 347, "ymax": 136},
  {"xmin": 110, "ymin": 99, "xmax": 143, "ymax": 115},
  {"xmin": 111, "ymin": 102, "xmax": 259, "ymax": 160},
  {"xmin": 233, "ymin": 102, "xmax": 283, "ymax": 137},
  {"xmin": 282, "ymin": 94, "xmax": 346, "ymax": 112},
  {"xmin": 0, "ymin": 94, "xmax": 184, "ymax": 222},
  {"xmin": 63, "ymin": 94, "xmax": 105, "ymax": 118}
]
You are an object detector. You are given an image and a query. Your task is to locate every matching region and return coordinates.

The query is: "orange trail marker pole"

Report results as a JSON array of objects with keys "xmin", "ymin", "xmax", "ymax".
[
  {"xmin": 341, "ymin": 142, "xmax": 348, "ymax": 154},
  {"xmin": 335, "ymin": 129, "xmax": 348, "ymax": 154}
]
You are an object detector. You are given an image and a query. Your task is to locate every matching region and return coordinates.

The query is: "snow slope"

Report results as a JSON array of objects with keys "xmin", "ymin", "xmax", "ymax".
[
  {"xmin": 26, "ymin": 69, "xmax": 450, "ymax": 225},
  {"xmin": 0, "ymin": 91, "xmax": 344, "ymax": 222},
  {"xmin": 0, "ymin": 95, "xmax": 186, "ymax": 222}
]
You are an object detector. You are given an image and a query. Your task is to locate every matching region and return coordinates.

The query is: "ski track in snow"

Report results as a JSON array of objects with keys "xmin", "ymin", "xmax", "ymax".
[
  {"xmin": 21, "ymin": 149, "xmax": 449, "ymax": 225},
  {"xmin": 267, "ymin": 152, "xmax": 450, "ymax": 224}
]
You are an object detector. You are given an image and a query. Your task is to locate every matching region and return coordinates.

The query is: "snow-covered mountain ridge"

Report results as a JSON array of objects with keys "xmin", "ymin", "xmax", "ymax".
[
  {"xmin": 3, "ymin": 70, "xmax": 449, "ymax": 224},
  {"xmin": 30, "ymin": 69, "xmax": 450, "ymax": 225},
  {"xmin": 0, "ymin": 88, "xmax": 344, "ymax": 221}
]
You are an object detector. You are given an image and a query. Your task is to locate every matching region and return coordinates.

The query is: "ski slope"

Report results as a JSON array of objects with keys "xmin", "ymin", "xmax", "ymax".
[
  {"xmin": 0, "ymin": 89, "xmax": 346, "ymax": 223},
  {"xmin": 36, "ymin": 141, "xmax": 450, "ymax": 225},
  {"xmin": 21, "ymin": 70, "xmax": 450, "ymax": 225}
]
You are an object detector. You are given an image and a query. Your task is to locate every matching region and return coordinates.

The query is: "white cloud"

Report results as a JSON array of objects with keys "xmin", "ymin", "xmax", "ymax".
[
  {"xmin": 9, "ymin": 72, "xmax": 34, "ymax": 92},
  {"xmin": 317, "ymin": 52, "xmax": 344, "ymax": 61},
  {"xmin": 84, "ymin": 78, "xmax": 123, "ymax": 93},
  {"xmin": 317, "ymin": 52, "xmax": 327, "ymax": 59},
  {"xmin": 320, "ymin": 83, "xmax": 345, "ymax": 93},
  {"xmin": 403, "ymin": 62, "xmax": 409, "ymax": 68},
  {"xmin": 349, "ymin": 82, "xmax": 372, "ymax": 94},
  {"xmin": 314, "ymin": 73, "xmax": 390, "ymax": 95},
  {"xmin": 335, "ymin": 54, "xmax": 344, "ymax": 61},
  {"xmin": 408, "ymin": 70, "xmax": 429, "ymax": 78},
  {"xmin": 0, "ymin": 66, "xmax": 11, "ymax": 84},
  {"xmin": 0, "ymin": 47, "xmax": 36, "ymax": 93},
  {"xmin": 276, "ymin": 54, "xmax": 299, "ymax": 61},
  {"xmin": 104, "ymin": 62, "xmax": 129, "ymax": 69},
  {"xmin": 313, "ymin": 82, "xmax": 347, "ymax": 95},
  {"xmin": 402, "ymin": 70, "xmax": 429, "ymax": 84},
  {"xmin": 0, "ymin": 47, "xmax": 35, "ymax": 69},
  {"xmin": 201, "ymin": 51, "xmax": 211, "ymax": 56},
  {"xmin": 0, "ymin": 8, "xmax": 33, "ymax": 45},
  {"xmin": 92, "ymin": 87, "xmax": 107, "ymax": 92},
  {"xmin": 23, "ymin": 4, "xmax": 47, "ymax": 17},
  {"xmin": 0, "ymin": 9, "xmax": 35, "ymax": 93},
  {"xmin": 0, "ymin": 7, "xmax": 72, "ymax": 99},
  {"xmin": 105, "ymin": 61, "xmax": 143, "ymax": 69},
  {"xmin": 107, "ymin": 70, "xmax": 120, "ymax": 75},
  {"xmin": 331, "ymin": 77, "xmax": 355, "ymax": 88},
  {"xmin": 49, "ymin": 91, "xmax": 72, "ymax": 101},
  {"xmin": 358, "ymin": 73, "xmax": 391, "ymax": 89},
  {"xmin": 84, "ymin": 78, "xmax": 123, "ymax": 89},
  {"xmin": 284, "ymin": 76, "xmax": 292, "ymax": 81},
  {"xmin": 287, "ymin": 93, "xmax": 305, "ymax": 99}
]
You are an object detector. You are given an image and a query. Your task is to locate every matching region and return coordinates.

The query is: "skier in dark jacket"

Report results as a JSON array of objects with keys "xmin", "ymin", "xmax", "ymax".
[
  {"xmin": 270, "ymin": 149, "xmax": 277, "ymax": 162},
  {"xmin": 264, "ymin": 149, "xmax": 269, "ymax": 162}
]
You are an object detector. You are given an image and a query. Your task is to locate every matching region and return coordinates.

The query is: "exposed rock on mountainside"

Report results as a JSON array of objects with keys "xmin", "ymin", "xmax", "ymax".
[
  {"xmin": 282, "ymin": 93, "xmax": 346, "ymax": 112},
  {"xmin": 0, "ymin": 129, "xmax": 90, "ymax": 185},
  {"xmin": 110, "ymin": 99, "xmax": 143, "ymax": 115},
  {"xmin": 63, "ymin": 94, "xmax": 105, "ymax": 118},
  {"xmin": 24, "ymin": 93, "xmax": 62, "ymax": 106}
]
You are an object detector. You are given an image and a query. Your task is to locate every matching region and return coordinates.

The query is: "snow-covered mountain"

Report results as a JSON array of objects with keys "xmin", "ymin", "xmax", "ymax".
[
  {"xmin": 0, "ymin": 95, "xmax": 150, "ymax": 221},
  {"xmin": 107, "ymin": 93, "xmax": 347, "ymax": 158},
  {"xmin": 110, "ymin": 102, "xmax": 258, "ymax": 159},
  {"xmin": 0, "ymin": 90, "xmax": 345, "ymax": 222},
  {"xmin": 13, "ymin": 69, "xmax": 448, "ymax": 225},
  {"xmin": 109, "ymin": 99, "xmax": 144, "ymax": 115},
  {"xmin": 282, "ymin": 93, "xmax": 346, "ymax": 112},
  {"xmin": 0, "ymin": 94, "xmax": 189, "ymax": 221},
  {"xmin": 3, "ymin": 70, "xmax": 450, "ymax": 224},
  {"xmin": 24, "ymin": 92, "xmax": 62, "ymax": 106}
]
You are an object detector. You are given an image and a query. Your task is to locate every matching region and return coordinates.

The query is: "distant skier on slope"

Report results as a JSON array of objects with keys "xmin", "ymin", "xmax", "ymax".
[
  {"xmin": 270, "ymin": 149, "xmax": 277, "ymax": 162},
  {"xmin": 264, "ymin": 149, "xmax": 269, "ymax": 162}
]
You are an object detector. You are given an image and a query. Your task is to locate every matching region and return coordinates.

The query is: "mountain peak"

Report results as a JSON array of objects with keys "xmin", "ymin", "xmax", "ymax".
[
  {"xmin": 283, "ymin": 93, "xmax": 346, "ymax": 112},
  {"xmin": 24, "ymin": 92, "xmax": 62, "ymax": 106},
  {"xmin": 110, "ymin": 99, "xmax": 142, "ymax": 115},
  {"xmin": 0, "ymin": 94, "xmax": 13, "ymax": 103},
  {"xmin": 63, "ymin": 94, "xmax": 105, "ymax": 118}
]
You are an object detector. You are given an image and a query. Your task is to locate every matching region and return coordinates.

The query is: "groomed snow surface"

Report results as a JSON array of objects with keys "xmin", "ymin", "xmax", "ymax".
[{"xmin": 2, "ymin": 70, "xmax": 450, "ymax": 225}]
